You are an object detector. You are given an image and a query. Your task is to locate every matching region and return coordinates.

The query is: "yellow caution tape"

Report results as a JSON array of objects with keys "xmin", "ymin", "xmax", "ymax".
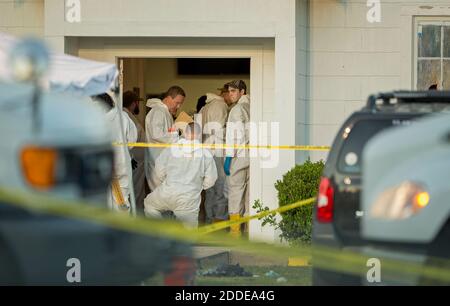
[
  {"xmin": 111, "ymin": 178, "xmax": 125, "ymax": 205},
  {"xmin": 0, "ymin": 186, "xmax": 449, "ymax": 283},
  {"xmin": 311, "ymin": 245, "xmax": 450, "ymax": 284},
  {"xmin": 113, "ymin": 142, "xmax": 331, "ymax": 152},
  {"xmin": 199, "ymin": 198, "xmax": 316, "ymax": 234},
  {"xmin": 0, "ymin": 186, "xmax": 310, "ymax": 260}
]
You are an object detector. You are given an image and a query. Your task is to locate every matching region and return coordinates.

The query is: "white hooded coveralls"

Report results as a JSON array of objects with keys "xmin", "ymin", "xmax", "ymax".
[
  {"xmin": 144, "ymin": 98, "xmax": 178, "ymax": 191},
  {"xmin": 199, "ymin": 93, "xmax": 229, "ymax": 222},
  {"xmin": 123, "ymin": 108, "xmax": 146, "ymax": 213},
  {"xmin": 225, "ymin": 95, "xmax": 250, "ymax": 216},
  {"xmin": 144, "ymin": 138, "xmax": 218, "ymax": 227},
  {"xmin": 105, "ymin": 107, "xmax": 138, "ymax": 211}
]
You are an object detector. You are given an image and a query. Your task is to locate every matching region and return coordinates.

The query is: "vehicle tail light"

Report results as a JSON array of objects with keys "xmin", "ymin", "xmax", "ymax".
[{"xmin": 317, "ymin": 177, "xmax": 334, "ymax": 223}]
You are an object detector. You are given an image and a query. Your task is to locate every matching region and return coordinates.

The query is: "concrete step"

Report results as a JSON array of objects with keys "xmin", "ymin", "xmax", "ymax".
[
  {"xmin": 229, "ymin": 250, "xmax": 288, "ymax": 267},
  {"xmin": 193, "ymin": 246, "xmax": 296, "ymax": 268},
  {"xmin": 193, "ymin": 247, "xmax": 231, "ymax": 269}
]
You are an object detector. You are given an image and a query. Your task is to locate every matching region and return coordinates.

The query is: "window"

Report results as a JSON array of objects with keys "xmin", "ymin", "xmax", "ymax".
[
  {"xmin": 337, "ymin": 117, "xmax": 416, "ymax": 175},
  {"xmin": 415, "ymin": 20, "xmax": 450, "ymax": 90}
]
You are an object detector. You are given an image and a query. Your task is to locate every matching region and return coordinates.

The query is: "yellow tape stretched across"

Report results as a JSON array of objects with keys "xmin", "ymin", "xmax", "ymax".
[
  {"xmin": 0, "ymin": 186, "xmax": 449, "ymax": 283},
  {"xmin": 199, "ymin": 198, "xmax": 316, "ymax": 234},
  {"xmin": 113, "ymin": 142, "xmax": 331, "ymax": 152},
  {"xmin": 0, "ymin": 186, "xmax": 312, "ymax": 261}
]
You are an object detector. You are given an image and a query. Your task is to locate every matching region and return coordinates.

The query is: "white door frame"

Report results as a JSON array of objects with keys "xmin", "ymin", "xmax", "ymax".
[{"xmin": 78, "ymin": 39, "xmax": 269, "ymax": 237}]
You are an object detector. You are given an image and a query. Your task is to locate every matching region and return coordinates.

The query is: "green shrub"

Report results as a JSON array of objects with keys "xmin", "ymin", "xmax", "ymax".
[{"xmin": 253, "ymin": 159, "xmax": 324, "ymax": 245}]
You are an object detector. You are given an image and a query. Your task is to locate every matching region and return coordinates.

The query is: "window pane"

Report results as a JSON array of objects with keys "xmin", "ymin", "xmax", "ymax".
[
  {"xmin": 444, "ymin": 26, "xmax": 450, "ymax": 58},
  {"xmin": 418, "ymin": 25, "xmax": 441, "ymax": 58},
  {"xmin": 338, "ymin": 120, "xmax": 396, "ymax": 174},
  {"xmin": 444, "ymin": 60, "xmax": 450, "ymax": 90},
  {"xmin": 417, "ymin": 59, "xmax": 441, "ymax": 90}
]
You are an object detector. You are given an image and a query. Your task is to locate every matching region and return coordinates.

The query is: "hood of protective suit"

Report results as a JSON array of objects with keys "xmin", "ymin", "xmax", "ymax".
[
  {"xmin": 205, "ymin": 93, "xmax": 224, "ymax": 104},
  {"xmin": 238, "ymin": 95, "xmax": 250, "ymax": 104},
  {"xmin": 178, "ymin": 138, "xmax": 203, "ymax": 155},
  {"xmin": 146, "ymin": 98, "xmax": 164, "ymax": 108},
  {"xmin": 105, "ymin": 106, "xmax": 119, "ymax": 122}
]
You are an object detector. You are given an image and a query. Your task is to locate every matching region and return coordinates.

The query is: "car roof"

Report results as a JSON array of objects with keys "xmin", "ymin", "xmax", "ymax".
[
  {"xmin": 362, "ymin": 90, "xmax": 450, "ymax": 113},
  {"xmin": 323, "ymin": 91, "xmax": 450, "ymax": 176}
]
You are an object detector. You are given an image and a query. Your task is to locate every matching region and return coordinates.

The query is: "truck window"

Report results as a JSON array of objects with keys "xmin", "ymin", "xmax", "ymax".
[{"xmin": 337, "ymin": 118, "xmax": 414, "ymax": 174}]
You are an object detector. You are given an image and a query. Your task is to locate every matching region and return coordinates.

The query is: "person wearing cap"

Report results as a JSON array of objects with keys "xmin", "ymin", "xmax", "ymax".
[
  {"xmin": 197, "ymin": 84, "xmax": 231, "ymax": 224},
  {"xmin": 145, "ymin": 86, "xmax": 186, "ymax": 192},
  {"xmin": 223, "ymin": 80, "xmax": 250, "ymax": 237},
  {"xmin": 123, "ymin": 91, "xmax": 147, "ymax": 214},
  {"xmin": 219, "ymin": 83, "xmax": 234, "ymax": 109}
]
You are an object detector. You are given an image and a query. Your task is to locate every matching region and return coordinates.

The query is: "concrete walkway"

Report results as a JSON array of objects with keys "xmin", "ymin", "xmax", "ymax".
[{"xmin": 193, "ymin": 246, "xmax": 289, "ymax": 269}]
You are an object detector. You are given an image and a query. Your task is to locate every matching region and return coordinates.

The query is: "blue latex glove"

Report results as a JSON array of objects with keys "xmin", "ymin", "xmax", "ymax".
[{"xmin": 224, "ymin": 157, "xmax": 232, "ymax": 176}]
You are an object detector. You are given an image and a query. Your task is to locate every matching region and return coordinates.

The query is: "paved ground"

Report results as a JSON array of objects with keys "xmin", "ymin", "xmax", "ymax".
[
  {"xmin": 195, "ymin": 266, "xmax": 312, "ymax": 286},
  {"xmin": 143, "ymin": 246, "xmax": 312, "ymax": 286},
  {"xmin": 143, "ymin": 265, "xmax": 312, "ymax": 286}
]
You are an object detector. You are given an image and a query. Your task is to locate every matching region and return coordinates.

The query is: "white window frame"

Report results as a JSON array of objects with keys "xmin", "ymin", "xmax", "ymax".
[{"xmin": 414, "ymin": 17, "xmax": 450, "ymax": 90}]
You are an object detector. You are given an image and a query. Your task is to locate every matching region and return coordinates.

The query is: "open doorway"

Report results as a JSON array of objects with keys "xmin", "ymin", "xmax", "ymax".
[
  {"xmin": 76, "ymin": 37, "xmax": 276, "ymax": 241},
  {"xmin": 122, "ymin": 57, "xmax": 250, "ymax": 127},
  {"xmin": 122, "ymin": 57, "xmax": 251, "ymax": 225}
]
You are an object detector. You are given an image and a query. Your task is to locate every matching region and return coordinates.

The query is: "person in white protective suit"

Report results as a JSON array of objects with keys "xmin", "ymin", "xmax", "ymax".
[
  {"xmin": 223, "ymin": 80, "xmax": 250, "ymax": 238},
  {"xmin": 144, "ymin": 122, "xmax": 218, "ymax": 228},
  {"xmin": 93, "ymin": 93, "xmax": 138, "ymax": 213},
  {"xmin": 198, "ymin": 84, "xmax": 232, "ymax": 224},
  {"xmin": 144, "ymin": 86, "xmax": 186, "ymax": 192},
  {"xmin": 122, "ymin": 90, "xmax": 146, "ymax": 214}
]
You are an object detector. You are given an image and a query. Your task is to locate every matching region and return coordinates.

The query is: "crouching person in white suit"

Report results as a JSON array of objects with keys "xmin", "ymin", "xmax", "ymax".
[{"xmin": 144, "ymin": 122, "xmax": 218, "ymax": 228}]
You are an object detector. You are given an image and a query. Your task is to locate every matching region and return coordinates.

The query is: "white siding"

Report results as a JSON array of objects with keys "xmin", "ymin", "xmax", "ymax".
[
  {"xmin": 307, "ymin": 0, "xmax": 450, "ymax": 162},
  {"xmin": 0, "ymin": 0, "xmax": 44, "ymax": 37}
]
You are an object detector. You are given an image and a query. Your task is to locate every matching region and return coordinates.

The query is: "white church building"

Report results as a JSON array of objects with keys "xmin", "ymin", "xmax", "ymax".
[{"xmin": 1, "ymin": 0, "xmax": 449, "ymax": 242}]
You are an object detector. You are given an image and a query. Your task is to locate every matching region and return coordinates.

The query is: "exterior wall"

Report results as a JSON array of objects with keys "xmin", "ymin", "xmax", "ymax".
[
  {"xmin": 307, "ymin": 0, "xmax": 450, "ymax": 162},
  {"xmin": 0, "ymin": 0, "xmax": 44, "ymax": 37},
  {"xmin": 296, "ymin": 0, "xmax": 310, "ymax": 164}
]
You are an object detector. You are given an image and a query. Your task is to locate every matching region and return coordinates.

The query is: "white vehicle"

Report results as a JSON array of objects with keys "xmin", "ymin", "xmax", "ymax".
[
  {"xmin": 362, "ymin": 95, "xmax": 450, "ymax": 285},
  {"xmin": 0, "ymin": 82, "xmax": 114, "ymax": 203},
  {"xmin": 0, "ymin": 32, "xmax": 120, "ymax": 204},
  {"xmin": 0, "ymin": 35, "xmax": 193, "ymax": 285}
]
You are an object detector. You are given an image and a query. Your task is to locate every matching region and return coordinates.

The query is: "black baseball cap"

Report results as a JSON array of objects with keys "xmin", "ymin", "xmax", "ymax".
[{"xmin": 228, "ymin": 80, "xmax": 247, "ymax": 93}]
